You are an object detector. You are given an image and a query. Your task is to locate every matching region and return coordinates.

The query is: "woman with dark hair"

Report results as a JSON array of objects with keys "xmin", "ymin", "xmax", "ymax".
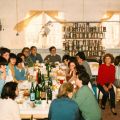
[
  {"xmin": 0, "ymin": 47, "xmax": 10, "ymax": 61},
  {"xmin": 6, "ymin": 53, "xmax": 17, "ymax": 82},
  {"xmin": 48, "ymin": 82, "xmax": 80, "ymax": 120},
  {"xmin": 66, "ymin": 58, "xmax": 78, "ymax": 82},
  {"xmin": 97, "ymin": 53, "xmax": 117, "ymax": 115},
  {"xmin": 62, "ymin": 54, "xmax": 71, "ymax": 66},
  {"xmin": 0, "ymin": 82, "xmax": 20, "ymax": 120},
  {"xmin": 21, "ymin": 47, "xmax": 33, "ymax": 67}
]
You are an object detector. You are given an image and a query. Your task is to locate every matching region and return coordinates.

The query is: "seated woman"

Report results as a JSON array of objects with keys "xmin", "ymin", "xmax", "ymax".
[
  {"xmin": 21, "ymin": 47, "xmax": 33, "ymax": 67},
  {"xmin": 17, "ymin": 53, "xmax": 25, "ymax": 68},
  {"xmin": 48, "ymin": 82, "xmax": 81, "ymax": 120},
  {"xmin": 15, "ymin": 57, "xmax": 26, "ymax": 82},
  {"xmin": 0, "ymin": 82, "xmax": 21, "ymax": 120},
  {"xmin": 66, "ymin": 57, "xmax": 78, "ymax": 82},
  {"xmin": 62, "ymin": 54, "xmax": 71, "ymax": 67},
  {"xmin": 72, "ymin": 71, "xmax": 101, "ymax": 120},
  {"xmin": 97, "ymin": 53, "xmax": 117, "ymax": 115},
  {"xmin": 0, "ymin": 56, "xmax": 8, "ymax": 96},
  {"xmin": 6, "ymin": 53, "xmax": 17, "ymax": 82}
]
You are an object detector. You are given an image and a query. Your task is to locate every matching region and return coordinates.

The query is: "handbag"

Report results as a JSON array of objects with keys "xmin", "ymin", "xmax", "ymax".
[{"xmin": 114, "ymin": 65, "xmax": 120, "ymax": 88}]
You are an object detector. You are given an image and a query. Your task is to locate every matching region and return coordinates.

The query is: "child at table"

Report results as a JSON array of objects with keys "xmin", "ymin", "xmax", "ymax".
[{"xmin": 15, "ymin": 57, "xmax": 26, "ymax": 82}]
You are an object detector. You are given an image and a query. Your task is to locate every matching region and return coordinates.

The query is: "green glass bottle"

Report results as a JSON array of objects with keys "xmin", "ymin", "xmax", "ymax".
[
  {"xmin": 30, "ymin": 82, "xmax": 35, "ymax": 101},
  {"xmin": 47, "ymin": 86, "xmax": 52, "ymax": 100},
  {"xmin": 35, "ymin": 84, "xmax": 40, "ymax": 100},
  {"xmin": 48, "ymin": 77, "xmax": 52, "ymax": 87}
]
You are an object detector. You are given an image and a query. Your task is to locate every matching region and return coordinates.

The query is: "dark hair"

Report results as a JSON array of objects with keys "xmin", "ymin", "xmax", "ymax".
[
  {"xmin": 49, "ymin": 46, "xmax": 56, "ymax": 52},
  {"xmin": 76, "ymin": 51, "xmax": 86, "ymax": 60},
  {"xmin": 1, "ymin": 82, "xmax": 18, "ymax": 100},
  {"xmin": 62, "ymin": 54, "xmax": 71, "ymax": 62},
  {"xmin": 68, "ymin": 57, "xmax": 78, "ymax": 67},
  {"xmin": 8, "ymin": 53, "xmax": 17, "ymax": 62},
  {"xmin": 30, "ymin": 46, "xmax": 37, "ymax": 50},
  {"xmin": 76, "ymin": 64, "xmax": 86, "ymax": 75},
  {"xmin": 21, "ymin": 47, "xmax": 30, "ymax": 53},
  {"xmin": 57, "ymin": 82, "xmax": 73, "ymax": 98},
  {"xmin": 0, "ymin": 56, "xmax": 8, "ymax": 66},
  {"xmin": 16, "ymin": 56, "xmax": 23, "ymax": 65},
  {"xmin": 0, "ymin": 47, "xmax": 10, "ymax": 56},
  {"xmin": 77, "ymin": 71, "xmax": 90, "ymax": 85},
  {"xmin": 114, "ymin": 55, "xmax": 120, "ymax": 66},
  {"xmin": 17, "ymin": 53, "xmax": 25, "ymax": 58},
  {"xmin": 103, "ymin": 53, "xmax": 114, "ymax": 63}
]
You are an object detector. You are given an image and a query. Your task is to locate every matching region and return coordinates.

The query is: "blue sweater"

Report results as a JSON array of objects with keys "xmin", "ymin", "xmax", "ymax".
[
  {"xmin": 48, "ymin": 97, "xmax": 81, "ymax": 120},
  {"xmin": 14, "ymin": 67, "xmax": 26, "ymax": 80}
]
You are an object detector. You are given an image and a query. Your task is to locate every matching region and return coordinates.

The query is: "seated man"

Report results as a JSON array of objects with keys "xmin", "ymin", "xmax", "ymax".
[
  {"xmin": 72, "ymin": 71, "xmax": 101, "ymax": 120},
  {"xmin": 30, "ymin": 46, "xmax": 43, "ymax": 63},
  {"xmin": 44, "ymin": 46, "xmax": 61, "ymax": 64}
]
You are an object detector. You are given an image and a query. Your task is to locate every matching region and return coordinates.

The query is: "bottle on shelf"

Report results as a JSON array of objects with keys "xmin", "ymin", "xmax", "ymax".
[{"xmin": 30, "ymin": 82, "xmax": 35, "ymax": 101}]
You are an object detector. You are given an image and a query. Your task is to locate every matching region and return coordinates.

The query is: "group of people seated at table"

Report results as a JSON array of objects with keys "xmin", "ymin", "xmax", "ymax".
[{"xmin": 0, "ymin": 45, "xmax": 120, "ymax": 120}]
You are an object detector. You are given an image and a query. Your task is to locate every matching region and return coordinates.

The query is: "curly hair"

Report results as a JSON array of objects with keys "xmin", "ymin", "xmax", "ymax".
[{"xmin": 103, "ymin": 53, "xmax": 114, "ymax": 63}]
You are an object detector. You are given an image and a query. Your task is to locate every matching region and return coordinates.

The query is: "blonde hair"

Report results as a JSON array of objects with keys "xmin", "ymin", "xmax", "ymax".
[{"xmin": 57, "ymin": 82, "xmax": 73, "ymax": 98}]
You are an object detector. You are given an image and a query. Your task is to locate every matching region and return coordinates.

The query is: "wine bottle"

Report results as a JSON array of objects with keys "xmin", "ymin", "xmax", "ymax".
[
  {"xmin": 47, "ymin": 86, "xmax": 52, "ymax": 100},
  {"xmin": 35, "ymin": 84, "xmax": 40, "ymax": 100},
  {"xmin": 37, "ymin": 69, "xmax": 42, "ymax": 84},
  {"xmin": 40, "ymin": 75, "xmax": 46, "ymax": 100},
  {"xmin": 30, "ymin": 82, "xmax": 35, "ymax": 101},
  {"xmin": 41, "ymin": 83, "xmax": 46, "ymax": 100},
  {"xmin": 48, "ymin": 77, "xmax": 52, "ymax": 87}
]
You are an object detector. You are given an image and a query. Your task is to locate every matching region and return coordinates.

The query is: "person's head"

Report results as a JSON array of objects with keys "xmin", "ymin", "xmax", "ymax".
[
  {"xmin": 57, "ymin": 82, "xmax": 74, "ymax": 99},
  {"xmin": 21, "ymin": 47, "xmax": 30, "ymax": 57},
  {"xmin": 16, "ymin": 57, "xmax": 23, "ymax": 68},
  {"xmin": 103, "ymin": 53, "xmax": 114, "ymax": 65},
  {"xmin": 1, "ymin": 82, "xmax": 19, "ymax": 100},
  {"xmin": 0, "ymin": 56, "xmax": 8, "ymax": 73},
  {"xmin": 114, "ymin": 55, "xmax": 120, "ymax": 66},
  {"xmin": 17, "ymin": 53, "xmax": 25, "ymax": 62},
  {"xmin": 68, "ymin": 57, "xmax": 78, "ymax": 71},
  {"xmin": 0, "ymin": 47, "xmax": 10, "ymax": 61},
  {"xmin": 30, "ymin": 46, "xmax": 37, "ymax": 56},
  {"xmin": 75, "ymin": 71, "xmax": 90, "ymax": 88},
  {"xmin": 76, "ymin": 64, "xmax": 86, "ymax": 74},
  {"xmin": 8, "ymin": 53, "xmax": 17, "ymax": 65},
  {"xmin": 68, "ymin": 61, "xmax": 76, "ymax": 71},
  {"xmin": 49, "ymin": 46, "xmax": 56, "ymax": 55},
  {"xmin": 62, "ymin": 55, "xmax": 71, "ymax": 66},
  {"xmin": 76, "ymin": 51, "xmax": 86, "ymax": 64}
]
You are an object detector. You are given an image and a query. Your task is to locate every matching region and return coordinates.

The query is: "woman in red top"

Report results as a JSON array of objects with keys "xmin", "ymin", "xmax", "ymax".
[{"xmin": 97, "ymin": 53, "xmax": 117, "ymax": 115}]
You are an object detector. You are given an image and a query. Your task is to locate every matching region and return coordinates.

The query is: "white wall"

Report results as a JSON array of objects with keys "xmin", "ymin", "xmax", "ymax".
[{"xmin": 0, "ymin": 0, "xmax": 120, "ymax": 49}]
